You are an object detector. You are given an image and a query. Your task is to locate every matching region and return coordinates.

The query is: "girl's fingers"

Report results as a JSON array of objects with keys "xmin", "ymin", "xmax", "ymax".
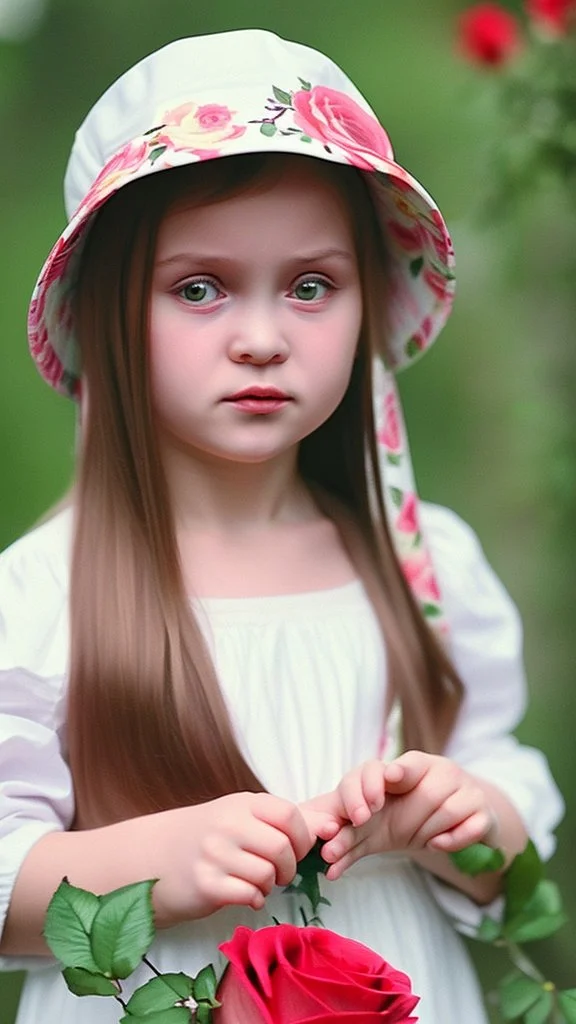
[
  {"xmin": 427, "ymin": 809, "xmax": 499, "ymax": 853},
  {"xmin": 251, "ymin": 794, "xmax": 314, "ymax": 864},
  {"xmin": 338, "ymin": 761, "xmax": 386, "ymax": 825},
  {"xmin": 323, "ymin": 832, "xmax": 371, "ymax": 881},
  {"xmin": 360, "ymin": 760, "xmax": 387, "ymax": 815},
  {"xmin": 216, "ymin": 875, "xmax": 269, "ymax": 912},
  {"xmin": 413, "ymin": 787, "xmax": 485, "ymax": 847},
  {"xmin": 227, "ymin": 849, "xmax": 277, "ymax": 895},
  {"xmin": 301, "ymin": 808, "xmax": 341, "ymax": 842},
  {"xmin": 383, "ymin": 751, "xmax": 430, "ymax": 794}
]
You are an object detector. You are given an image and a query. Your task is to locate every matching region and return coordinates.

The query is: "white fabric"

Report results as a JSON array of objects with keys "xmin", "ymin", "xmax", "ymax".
[{"xmin": 0, "ymin": 504, "xmax": 564, "ymax": 1023}]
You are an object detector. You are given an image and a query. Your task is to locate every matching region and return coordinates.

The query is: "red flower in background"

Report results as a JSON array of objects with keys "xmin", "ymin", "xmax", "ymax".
[
  {"xmin": 525, "ymin": 0, "xmax": 576, "ymax": 34},
  {"xmin": 457, "ymin": 3, "xmax": 522, "ymax": 65}
]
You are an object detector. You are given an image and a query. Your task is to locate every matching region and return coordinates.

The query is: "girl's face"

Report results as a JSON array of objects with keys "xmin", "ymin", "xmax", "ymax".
[{"xmin": 149, "ymin": 160, "xmax": 363, "ymax": 469}]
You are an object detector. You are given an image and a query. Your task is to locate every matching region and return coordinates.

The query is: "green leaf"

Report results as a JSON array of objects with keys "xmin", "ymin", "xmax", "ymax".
[
  {"xmin": 390, "ymin": 486, "xmax": 404, "ymax": 508},
  {"xmin": 505, "ymin": 911, "xmax": 567, "ymax": 943},
  {"xmin": 422, "ymin": 603, "xmax": 443, "ymax": 619},
  {"xmin": 272, "ymin": 86, "xmax": 292, "ymax": 105},
  {"xmin": 558, "ymin": 990, "xmax": 576, "ymax": 1023},
  {"xmin": 43, "ymin": 880, "xmax": 101, "ymax": 972},
  {"xmin": 386, "ymin": 453, "xmax": 401, "ymax": 466},
  {"xmin": 288, "ymin": 839, "xmax": 330, "ymax": 919},
  {"xmin": 260, "ymin": 123, "xmax": 277, "ymax": 137},
  {"xmin": 451, "ymin": 843, "xmax": 506, "ymax": 877},
  {"xmin": 475, "ymin": 915, "xmax": 503, "ymax": 943},
  {"xmin": 192, "ymin": 965, "xmax": 218, "ymax": 1005},
  {"xmin": 62, "ymin": 967, "xmax": 119, "ymax": 998},
  {"xmin": 120, "ymin": 1009, "xmax": 191, "ymax": 1024},
  {"xmin": 300, "ymin": 135, "xmax": 312, "ymax": 143},
  {"xmin": 499, "ymin": 973, "xmax": 542, "ymax": 1020},
  {"xmin": 504, "ymin": 879, "xmax": 567, "ymax": 942},
  {"xmin": 126, "ymin": 974, "xmax": 193, "ymax": 1015},
  {"xmin": 504, "ymin": 840, "xmax": 543, "ymax": 922},
  {"xmin": 90, "ymin": 880, "xmax": 156, "ymax": 979},
  {"xmin": 148, "ymin": 145, "xmax": 167, "ymax": 165},
  {"xmin": 524, "ymin": 991, "xmax": 554, "ymax": 1024},
  {"xmin": 409, "ymin": 256, "xmax": 424, "ymax": 277},
  {"xmin": 405, "ymin": 337, "xmax": 421, "ymax": 360},
  {"xmin": 297, "ymin": 77, "xmax": 311, "ymax": 90}
]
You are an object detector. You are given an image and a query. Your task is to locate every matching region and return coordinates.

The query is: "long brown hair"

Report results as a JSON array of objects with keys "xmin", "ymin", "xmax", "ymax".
[{"xmin": 68, "ymin": 154, "xmax": 463, "ymax": 827}]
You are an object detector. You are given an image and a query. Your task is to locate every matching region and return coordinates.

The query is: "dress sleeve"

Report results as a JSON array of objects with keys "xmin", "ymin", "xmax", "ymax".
[
  {"xmin": 0, "ymin": 513, "xmax": 75, "ymax": 970},
  {"xmin": 417, "ymin": 503, "xmax": 564, "ymax": 932}
]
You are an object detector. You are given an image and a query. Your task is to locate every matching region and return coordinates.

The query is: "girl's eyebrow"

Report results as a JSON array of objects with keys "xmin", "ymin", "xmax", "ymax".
[{"xmin": 155, "ymin": 248, "xmax": 356, "ymax": 268}]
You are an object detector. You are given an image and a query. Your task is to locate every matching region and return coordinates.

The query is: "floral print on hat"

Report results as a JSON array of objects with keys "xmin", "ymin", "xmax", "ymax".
[{"xmin": 28, "ymin": 73, "xmax": 455, "ymax": 398}]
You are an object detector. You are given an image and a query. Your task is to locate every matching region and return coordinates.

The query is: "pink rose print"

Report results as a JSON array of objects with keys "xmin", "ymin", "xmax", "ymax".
[
  {"xmin": 156, "ymin": 101, "xmax": 246, "ymax": 155},
  {"xmin": 292, "ymin": 86, "xmax": 394, "ymax": 171},
  {"xmin": 75, "ymin": 139, "xmax": 150, "ymax": 218},
  {"xmin": 409, "ymin": 316, "xmax": 434, "ymax": 352},
  {"xmin": 423, "ymin": 266, "xmax": 452, "ymax": 302},
  {"xmin": 396, "ymin": 492, "xmax": 419, "ymax": 534},
  {"xmin": 196, "ymin": 104, "xmax": 236, "ymax": 129},
  {"xmin": 378, "ymin": 391, "xmax": 402, "ymax": 453},
  {"xmin": 402, "ymin": 550, "xmax": 441, "ymax": 603},
  {"xmin": 386, "ymin": 219, "xmax": 423, "ymax": 254}
]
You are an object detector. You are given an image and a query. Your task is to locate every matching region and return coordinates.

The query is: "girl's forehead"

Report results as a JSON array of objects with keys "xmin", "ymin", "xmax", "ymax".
[{"xmin": 157, "ymin": 164, "xmax": 357, "ymax": 249}]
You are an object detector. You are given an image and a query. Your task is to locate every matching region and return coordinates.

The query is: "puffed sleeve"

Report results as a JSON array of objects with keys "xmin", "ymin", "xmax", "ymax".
[
  {"xmin": 418, "ymin": 502, "xmax": 564, "ymax": 931},
  {"xmin": 0, "ymin": 510, "xmax": 75, "ymax": 970}
]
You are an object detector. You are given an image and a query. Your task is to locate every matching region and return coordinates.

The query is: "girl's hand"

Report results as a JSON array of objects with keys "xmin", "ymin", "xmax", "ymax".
[
  {"xmin": 321, "ymin": 751, "xmax": 499, "ymax": 881},
  {"xmin": 152, "ymin": 792, "xmax": 333, "ymax": 926},
  {"xmin": 300, "ymin": 759, "xmax": 387, "ymax": 828}
]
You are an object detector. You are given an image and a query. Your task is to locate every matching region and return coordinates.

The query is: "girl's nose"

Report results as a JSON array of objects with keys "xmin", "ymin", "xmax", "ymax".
[{"xmin": 228, "ymin": 305, "xmax": 289, "ymax": 365}]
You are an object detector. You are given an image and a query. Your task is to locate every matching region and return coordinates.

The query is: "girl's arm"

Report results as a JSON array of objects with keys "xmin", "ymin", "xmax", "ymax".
[{"xmin": 0, "ymin": 793, "xmax": 333, "ymax": 957}]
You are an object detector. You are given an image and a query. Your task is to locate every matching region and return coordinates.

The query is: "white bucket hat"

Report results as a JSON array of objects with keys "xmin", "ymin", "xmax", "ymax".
[{"xmin": 27, "ymin": 28, "xmax": 455, "ymax": 631}]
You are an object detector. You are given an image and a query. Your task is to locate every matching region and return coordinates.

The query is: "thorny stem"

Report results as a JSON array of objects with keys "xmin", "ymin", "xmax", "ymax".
[
  {"xmin": 498, "ymin": 939, "xmax": 546, "ymax": 983},
  {"xmin": 143, "ymin": 955, "xmax": 163, "ymax": 978}
]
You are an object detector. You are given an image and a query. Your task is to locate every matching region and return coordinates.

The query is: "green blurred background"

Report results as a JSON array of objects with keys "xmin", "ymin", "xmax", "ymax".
[{"xmin": 0, "ymin": 0, "xmax": 574, "ymax": 1020}]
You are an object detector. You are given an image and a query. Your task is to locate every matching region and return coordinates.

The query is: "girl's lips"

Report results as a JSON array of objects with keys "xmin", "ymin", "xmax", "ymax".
[
  {"xmin": 223, "ymin": 387, "xmax": 293, "ymax": 414},
  {"xmin": 224, "ymin": 387, "xmax": 291, "ymax": 400},
  {"xmin": 224, "ymin": 396, "xmax": 292, "ymax": 415}
]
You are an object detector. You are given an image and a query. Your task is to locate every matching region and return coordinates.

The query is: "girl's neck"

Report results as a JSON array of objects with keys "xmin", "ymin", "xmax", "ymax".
[{"xmin": 163, "ymin": 443, "xmax": 315, "ymax": 533}]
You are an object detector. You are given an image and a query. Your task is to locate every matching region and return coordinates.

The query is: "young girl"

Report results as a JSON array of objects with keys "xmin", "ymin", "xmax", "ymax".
[{"xmin": 0, "ymin": 28, "xmax": 563, "ymax": 1024}]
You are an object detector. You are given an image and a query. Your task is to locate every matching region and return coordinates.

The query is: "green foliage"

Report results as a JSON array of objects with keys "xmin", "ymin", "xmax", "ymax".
[
  {"xmin": 43, "ymin": 879, "xmax": 220, "ymax": 1021},
  {"xmin": 499, "ymin": 973, "xmax": 547, "ymax": 1020},
  {"xmin": 272, "ymin": 85, "xmax": 292, "ymax": 105},
  {"xmin": 91, "ymin": 882, "xmax": 157, "ymax": 978},
  {"xmin": 451, "ymin": 843, "xmax": 505, "ymax": 877},
  {"xmin": 558, "ymin": 990, "xmax": 576, "ymax": 1022},
  {"xmin": 284, "ymin": 839, "xmax": 331, "ymax": 922},
  {"xmin": 124, "ymin": 974, "xmax": 193, "ymax": 1015},
  {"xmin": 43, "ymin": 881, "xmax": 101, "ymax": 973},
  {"xmin": 62, "ymin": 967, "xmax": 120, "ymax": 997},
  {"xmin": 452, "ymin": 841, "xmax": 572, "ymax": 1022},
  {"xmin": 504, "ymin": 840, "xmax": 543, "ymax": 922}
]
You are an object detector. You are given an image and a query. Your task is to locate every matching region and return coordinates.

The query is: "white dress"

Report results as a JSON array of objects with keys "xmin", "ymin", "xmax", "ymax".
[{"xmin": 0, "ymin": 504, "xmax": 564, "ymax": 1024}]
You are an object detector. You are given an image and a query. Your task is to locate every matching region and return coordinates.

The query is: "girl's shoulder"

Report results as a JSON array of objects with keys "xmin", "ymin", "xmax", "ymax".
[
  {"xmin": 0, "ymin": 506, "xmax": 72, "ymax": 608},
  {"xmin": 419, "ymin": 501, "xmax": 522, "ymax": 635}
]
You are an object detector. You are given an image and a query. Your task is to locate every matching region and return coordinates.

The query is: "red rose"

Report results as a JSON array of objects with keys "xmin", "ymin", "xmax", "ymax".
[
  {"xmin": 215, "ymin": 925, "xmax": 419, "ymax": 1023},
  {"xmin": 525, "ymin": 0, "xmax": 576, "ymax": 34},
  {"xmin": 457, "ymin": 3, "xmax": 522, "ymax": 66}
]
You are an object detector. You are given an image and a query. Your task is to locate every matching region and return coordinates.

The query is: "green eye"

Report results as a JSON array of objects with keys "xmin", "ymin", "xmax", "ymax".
[
  {"xmin": 180, "ymin": 280, "xmax": 219, "ymax": 303},
  {"xmin": 293, "ymin": 279, "xmax": 329, "ymax": 302}
]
